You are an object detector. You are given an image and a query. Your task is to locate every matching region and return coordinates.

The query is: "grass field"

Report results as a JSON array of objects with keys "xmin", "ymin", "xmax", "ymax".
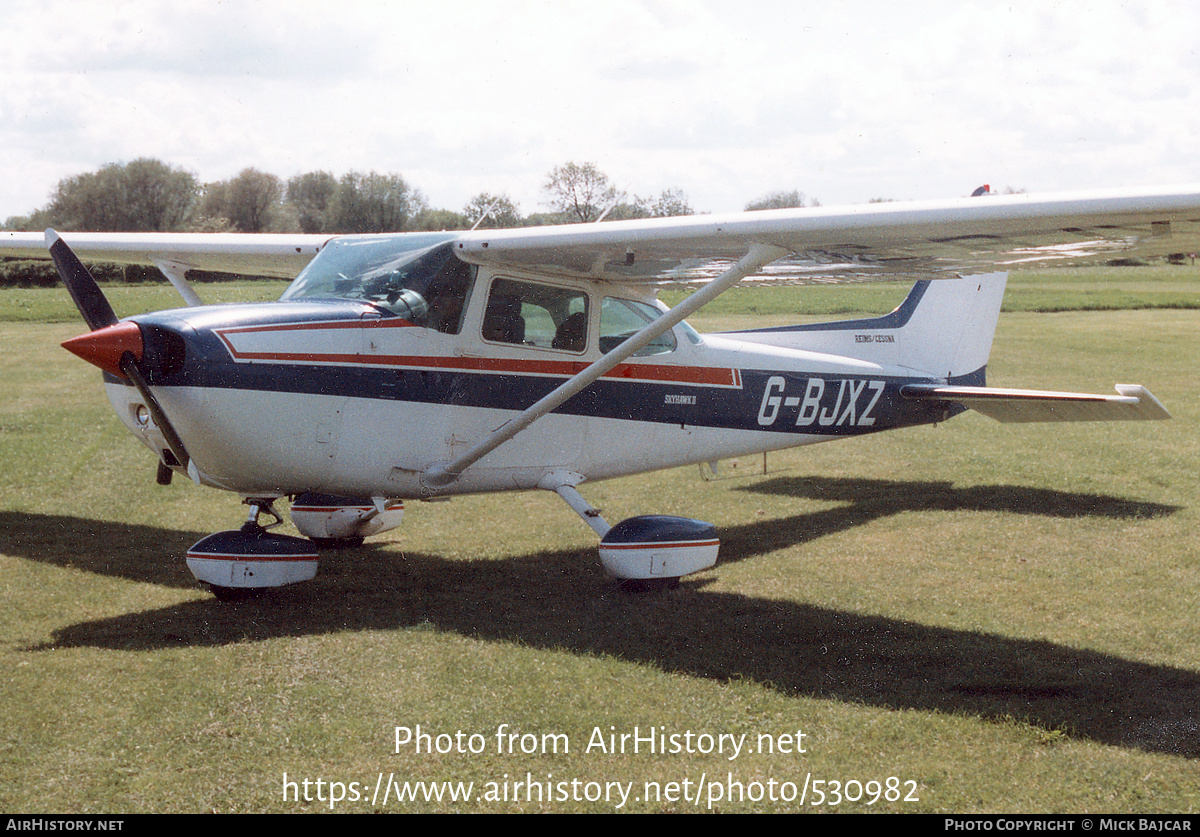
[{"xmin": 1, "ymin": 268, "xmax": 1197, "ymax": 813}]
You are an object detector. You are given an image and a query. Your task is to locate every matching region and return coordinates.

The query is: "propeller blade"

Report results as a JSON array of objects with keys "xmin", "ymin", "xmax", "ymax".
[
  {"xmin": 47, "ymin": 231, "xmax": 194, "ymax": 476},
  {"xmin": 46, "ymin": 229, "xmax": 118, "ymax": 331}
]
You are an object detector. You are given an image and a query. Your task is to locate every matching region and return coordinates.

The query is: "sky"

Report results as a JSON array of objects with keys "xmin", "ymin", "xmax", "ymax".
[{"xmin": 2, "ymin": 0, "xmax": 1198, "ymax": 221}]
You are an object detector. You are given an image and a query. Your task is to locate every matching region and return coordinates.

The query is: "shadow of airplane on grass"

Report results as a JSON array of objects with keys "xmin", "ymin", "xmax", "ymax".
[
  {"xmin": 3, "ymin": 477, "xmax": 1193, "ymax": 759},
  {"xmin": 718, "ymin": 475, "xmax": 1181, "ymax": 566}
]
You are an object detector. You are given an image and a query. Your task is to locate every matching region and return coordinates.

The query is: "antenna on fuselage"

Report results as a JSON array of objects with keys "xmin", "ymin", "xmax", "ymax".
[
  {"xmin": 593, "ymin": 192, "xmax": 628, "ymax": 224},
  {"xmin": 469, "ymin": 197, "xmax": 502, "ymax": 231}
]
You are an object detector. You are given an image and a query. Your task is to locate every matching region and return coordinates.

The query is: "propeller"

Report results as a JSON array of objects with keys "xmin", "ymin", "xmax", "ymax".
[
  {"xmin": 47, "ymin": 230, "xmax": 118, "ymax": 331},
  {"xmin": 47, "ymin": 229, "xmax": 193, "ymax": 475}
]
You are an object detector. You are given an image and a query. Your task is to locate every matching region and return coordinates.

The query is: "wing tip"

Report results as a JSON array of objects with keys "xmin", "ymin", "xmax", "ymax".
[{"xmin": 1114, "ymin": 384, "xmax": 1172, "ymax": 420}]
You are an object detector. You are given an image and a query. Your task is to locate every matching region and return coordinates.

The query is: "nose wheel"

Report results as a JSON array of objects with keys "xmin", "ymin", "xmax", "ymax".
[{"xmin": 186, "ymin": 499, "xmax": 320, "ymax": 600}]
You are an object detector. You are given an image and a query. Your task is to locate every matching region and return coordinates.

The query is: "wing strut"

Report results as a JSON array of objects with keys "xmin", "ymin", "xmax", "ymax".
[
  {"xmin": 151, "ymin": 258, "xmax": 204, "ymax": 307},
  {"xmin": 421, "ymin": 242, "xmax": 788, "ymax": 489}
]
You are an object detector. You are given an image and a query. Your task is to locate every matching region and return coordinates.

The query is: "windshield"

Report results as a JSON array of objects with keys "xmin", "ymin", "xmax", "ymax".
[{"xmin": 281, "ymin": 233, "xmax": 474, "ymax": 333}]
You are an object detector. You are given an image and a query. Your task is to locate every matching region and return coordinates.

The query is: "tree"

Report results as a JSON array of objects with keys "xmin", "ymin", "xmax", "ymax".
[
  {"xmin": 224, "ymin": 168, "xmax": 283, "ymax": 233},
  {"xmin": 47, "ymin": 158, "xmax": 199, "ymax": 231},
  {"xmin": 197, "ymin": 180, "xmax": 231, "ymax": 229},
  {"xmin": 744, "ymin": 190, "xmax": 815, "ymax": 212},
  {"xmin": 327, "ymin": 171, "xmax": 425, "ymax": 233},
  {"xmin": 197, "ymin": 169, "xmax": 286, "ymax": 232},
  {"xmin": 412, "ymin": 208, "xmax": 468, "ymax": 231},
  {"xmin": 463, "ymin": 192, "xmax": 523, "ymax": 229},
  {"xmin": 601, "ymin": 201, "xmax": 652, "ymax": 222},
  {"xmin": 286, "ymin": 171, "xmax": 338, "ymax": 233},
  {"xmin": 642, "ymin": 187, "xmax": 694, "ymax": 217},
  {"xmin": 2, "ymin": 207, "xmax": 52, "ymax": 231},
  {"xmin": 543, "ymin": 162, "xmax": 620, "ymax": 223},
  {"xmin": 591, "ymin": 189, "xmax": 696, "ymax": 222}
]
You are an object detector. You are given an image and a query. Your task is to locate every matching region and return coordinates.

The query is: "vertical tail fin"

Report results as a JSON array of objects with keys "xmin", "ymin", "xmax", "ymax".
[
  {"xmin": 891, "ymin": 272, "xmax": 1007, "ymax": 379},
  {"xmin": 720, "ymin": 272, "xmax": 1008, "ymax": 381}
]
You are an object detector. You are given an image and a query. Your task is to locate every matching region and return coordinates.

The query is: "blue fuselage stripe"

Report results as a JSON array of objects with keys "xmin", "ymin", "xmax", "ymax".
[{"xmin": 122, "ymin": 358, "xmax": 976, "ymax": 437}]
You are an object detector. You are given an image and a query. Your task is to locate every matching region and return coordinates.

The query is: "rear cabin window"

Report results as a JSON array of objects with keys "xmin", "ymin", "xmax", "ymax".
[{"xmin": 483, "ymin": 278, "xmax": 589, "ymax": 353}]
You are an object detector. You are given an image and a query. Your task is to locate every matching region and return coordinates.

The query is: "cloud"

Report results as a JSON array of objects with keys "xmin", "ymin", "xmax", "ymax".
[{"xmin": 2, "ymin": 0, "xmax": 1198, "ymax": 220}]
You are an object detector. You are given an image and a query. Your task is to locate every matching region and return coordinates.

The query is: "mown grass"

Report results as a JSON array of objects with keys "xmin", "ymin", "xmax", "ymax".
[
  {"xmin": 0, "ymin": 268, "xmax": 1198, "ymax": 812},
  {"xmin": 669, "ymin": 263, "xmax": 1200, "ymax": 328},
  {"xmin": 0, "ymin": 281, "xmax": 293, "ymax": 323}
]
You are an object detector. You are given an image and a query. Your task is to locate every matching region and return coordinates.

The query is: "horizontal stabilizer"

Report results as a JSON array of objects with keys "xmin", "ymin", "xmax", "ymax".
[{"xmin": 901, "ymin": 383, "xmax": 1171, "ymax": 423}]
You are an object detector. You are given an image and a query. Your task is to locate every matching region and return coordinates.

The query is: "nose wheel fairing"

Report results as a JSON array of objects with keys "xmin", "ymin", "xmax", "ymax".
[
  {"xmin": 185, "ymin": 500, "xmax": 318, "ymax": 597},
  {"xmin": 545, "ymin": 477, "xmax": 720, "ymax": 586},
  {"xmin": 598, "ymin": 515, "xmax": 720, "ymax": 581}
]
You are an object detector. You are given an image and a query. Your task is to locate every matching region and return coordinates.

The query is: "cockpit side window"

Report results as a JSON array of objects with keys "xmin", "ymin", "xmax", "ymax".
[
  {"xmin": 360, "ymin": 243, "xmax": 476, "ymax": 333},
  {"xmin": 422, "ymin": 251, "xmax": 475, "ymax": 335},
  {"xmin": 483, "ymin": 278, "xmax": 588, "ymax": 353}
]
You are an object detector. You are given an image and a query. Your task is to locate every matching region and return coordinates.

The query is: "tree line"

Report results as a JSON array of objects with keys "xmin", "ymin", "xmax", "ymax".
[{"xmin": 2, "ymin": 157, "xmax": 818, "ymax": 235}]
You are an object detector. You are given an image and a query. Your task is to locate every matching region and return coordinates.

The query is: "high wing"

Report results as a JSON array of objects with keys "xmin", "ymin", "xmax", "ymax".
[
  {"xmin": 450, "ymin": 184, "xmax": 1200, "ymax": 285},
  {"xmin": 0, "ymin": 231, "xmax": 329, "ymax": 278},
  {"xmin": 4, "ymin": 185, "xmax": 1200, "ymax": 286}
]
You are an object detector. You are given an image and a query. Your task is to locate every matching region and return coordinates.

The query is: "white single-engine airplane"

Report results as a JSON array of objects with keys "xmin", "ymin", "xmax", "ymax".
[{"xmin": 2, "ymin": 184, "xmax": 1196, "ymax": 598}]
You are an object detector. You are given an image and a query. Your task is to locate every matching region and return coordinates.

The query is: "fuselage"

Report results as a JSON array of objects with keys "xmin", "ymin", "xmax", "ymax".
[{"xmin": 97, "ymin": 252, "xmax": 963, "ymax": 500}]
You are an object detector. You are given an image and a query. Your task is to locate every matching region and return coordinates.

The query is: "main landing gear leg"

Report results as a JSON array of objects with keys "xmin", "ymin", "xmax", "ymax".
[
  {"xmin": 185, "ymin": 498, "xmax": 320, "ymax": 600},
  {"xmin": 540, "ymin": 473, "xmax": 720, "ymax": 592}
]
